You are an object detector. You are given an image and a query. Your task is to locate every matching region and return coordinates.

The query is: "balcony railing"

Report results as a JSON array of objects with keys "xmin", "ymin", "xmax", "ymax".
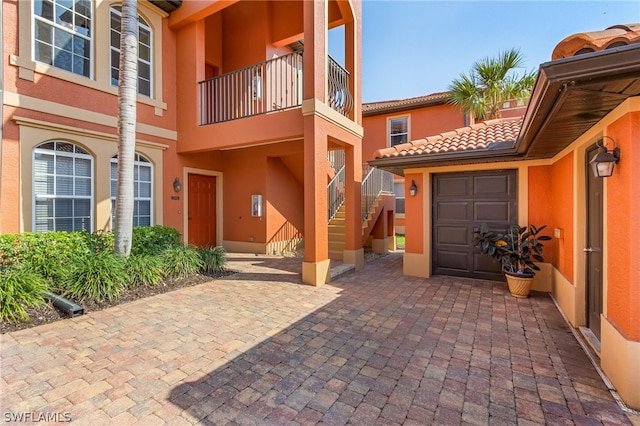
[
  {"xmin": 199, "ymin": 52, "xmax": 303, "ymax": 125},
  {"xmin": 327, "ymin": 55, "xmax": 353, "ymax": 117},
  {"xmin": 199, "ymin": 52, "xmax": 353, "ymax": 125}
]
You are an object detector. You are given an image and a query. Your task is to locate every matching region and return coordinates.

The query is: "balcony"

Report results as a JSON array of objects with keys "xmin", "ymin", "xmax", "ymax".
[{"xmin": 199, "ymin": 52, "xmax": 353, "ymax": 126}]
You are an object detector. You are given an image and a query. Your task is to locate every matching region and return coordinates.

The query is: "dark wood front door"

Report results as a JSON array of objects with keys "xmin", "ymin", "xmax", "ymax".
[
  {"xmin": 586, "ymin": 144, "xmax": 604, "ymax": 340},
  {"xmin": 432, "ymin": 170, "xmax": 517, "ymax": 280},
  {"xmin": 188, "ymin": 174, "xmax": 217, "ymax": 248}
]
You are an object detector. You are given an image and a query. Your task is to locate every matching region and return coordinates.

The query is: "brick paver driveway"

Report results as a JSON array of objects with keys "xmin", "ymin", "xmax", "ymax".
[{"xmin": 1, "ymin": 253, "xmax": 637, "ymax": 425}]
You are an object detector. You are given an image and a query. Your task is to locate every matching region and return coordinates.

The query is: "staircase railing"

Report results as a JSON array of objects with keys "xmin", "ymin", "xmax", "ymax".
[
  {"xmin": 327, "ymin": 165, "xmax": 345, "ymax": 222},
  {"xmin": 361, "ymin": 165, "xmax": 394, "ymax": 222}
]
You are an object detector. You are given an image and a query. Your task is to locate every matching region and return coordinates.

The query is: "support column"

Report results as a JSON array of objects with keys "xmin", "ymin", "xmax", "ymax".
[
  {"xmin": 303, "ymin": 0, "xmax": 327, "ymax": 103},
  {"xmin": 302, "ymin": 115, "xmax": 329, "ymax": 286},
  {"xmin": 343, "ymin": 144, "xmax": 364, "ymax": 270}
]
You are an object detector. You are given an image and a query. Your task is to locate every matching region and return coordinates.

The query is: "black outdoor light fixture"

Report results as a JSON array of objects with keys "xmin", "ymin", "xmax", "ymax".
[
  {"xmin": 590, "ymin": 136, "xmax": 620, "ymax": 178},
  {"xmin": 173, "ymin": 177, "xmax": 183, "ymax": 192},
  {"xmin": 409, "ymin": 180, "xmax": 418, "ymax": 196}
]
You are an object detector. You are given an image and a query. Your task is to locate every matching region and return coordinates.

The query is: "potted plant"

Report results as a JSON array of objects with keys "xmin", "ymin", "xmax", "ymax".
[{"xmin": 473, "ymin": 223, "xmax": 552, "ymax": 297}]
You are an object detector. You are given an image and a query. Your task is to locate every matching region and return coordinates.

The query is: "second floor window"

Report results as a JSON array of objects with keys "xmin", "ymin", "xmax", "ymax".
[
  {"xmin": 110, "ymin": 5, "xmax": 152, "ymax": 97},
  {"xmin": 33, "ymin": 0, "xmax": 92, "ymax": 77},
  {"xmin": 389, "ymin": 117, "xmax": 409, "ymax": 147}
]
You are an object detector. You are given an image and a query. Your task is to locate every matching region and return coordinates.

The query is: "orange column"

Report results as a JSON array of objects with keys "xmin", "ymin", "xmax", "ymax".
[
  {"xmin": 301, "ymin": 0, "xmax": 330, "ymax": 285},
  {"xmin": 302, "ymin": 115, "xmax": 329, "ymax": 285},
  {"xmin": 343, "ymin": 1, "xmax": 361, "ymax": 124},
  {"xmin": 403, "ymin": 172, "xmax": 429, "ymax": 278},
  {"xmin": 302, "ymin": 0, "xmax": 327, "ymax": 102},
  {"xmin": 343, "ymin": 144, "xmax": 364, "ymax": 269}
]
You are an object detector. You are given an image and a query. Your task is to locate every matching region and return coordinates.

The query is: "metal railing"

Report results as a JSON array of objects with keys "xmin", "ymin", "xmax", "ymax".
[
  {"xmin": 327, "ymin": 149, "xmax": 345, "ymax": 172},
  {"xmin": 327, "ymin": 56, "xmax": 353, "ymax": 118},
  {"xmin": 361, "ymin": 165, "xmax": 394, "ymax": 222},
  {"xmin": 267, "ymin": 220, "xmax": 303, "ymax": 255},
  {"xmin": 199, "ymin": 52, "xmax": 354, "ymax": 125},
  {"xmin": 199, "ymin": 52, "xmax": 303, "ymax": 125},
  {"xmin": 327, "ymin": 165, "xmax": 346, "ymax": 222}
]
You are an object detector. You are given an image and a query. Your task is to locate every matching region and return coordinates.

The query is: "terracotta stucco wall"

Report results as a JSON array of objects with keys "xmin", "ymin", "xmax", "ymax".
[
  {"xmin": 266, "ymin": 157, "xmax": 304, "ymax": 243},
  {"xmin": 606, "ymin": 112, "xmax": 640, "ymax": 341},
  {"xmin": 404, "ymin": 172, "xmax": 423, "ymax": 254},
  {"xmin": 362, "ymin": 104, "xmax": 464, "ymax": 161}
]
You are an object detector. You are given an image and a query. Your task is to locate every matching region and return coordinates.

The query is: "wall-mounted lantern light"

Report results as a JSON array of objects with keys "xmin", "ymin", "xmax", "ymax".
[
  {"xmin": 590, "ymin": 136, "xmax": 620, "ymax": 178},
  {"xmin": 173, "ymin": 177, "xmax": 183, "ymax": 192},
  {"xmin": 409, "ymin": 180, "xmax": 418, "ymax": 197}
]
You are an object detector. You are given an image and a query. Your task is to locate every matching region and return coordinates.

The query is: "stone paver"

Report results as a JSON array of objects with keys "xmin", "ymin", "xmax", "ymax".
[{"xmin": 1, "ymin": 253, "xmax": 638, "ymax": 425}]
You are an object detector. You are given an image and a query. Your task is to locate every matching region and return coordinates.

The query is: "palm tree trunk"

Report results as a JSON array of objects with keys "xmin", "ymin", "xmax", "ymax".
[{"xmin": 114, "ymin": 0, "xmax": 138, "ymax": 256}]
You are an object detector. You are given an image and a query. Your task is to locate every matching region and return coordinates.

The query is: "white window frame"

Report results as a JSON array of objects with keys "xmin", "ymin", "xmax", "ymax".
[
  {"xmin": 110, "ymin": 153, "xmax": 154, "ymax": 227},
  {"xmin": 32, "ymin": 0, "xmax": 93, "ymax": 78},
  {"xmin": 388, "ymin": 115, "xmax": 410, "ymax": 147},
  {"xmin": 32, "ymin": 141, "xmax": 94, "ymax": 232},
  {"xmin": 109, "ymin": 5, "xmax": 153, "ymax": 97},
  {"xmin": 393, "ymin": 181, "xmax": 405, "ymax": 216}
]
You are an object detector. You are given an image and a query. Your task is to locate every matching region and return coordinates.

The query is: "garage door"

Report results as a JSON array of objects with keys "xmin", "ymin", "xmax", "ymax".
[{"xmin": 432, "ymin": 170, "xmax": 517, "ymax": 281}]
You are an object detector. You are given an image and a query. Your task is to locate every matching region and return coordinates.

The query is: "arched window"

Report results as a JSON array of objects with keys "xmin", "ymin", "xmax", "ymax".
[
  {"xmin": 33, "ymin": 0, "xmax": 93, "ymax": 77},
  {"xmin": 33, "ymin": 141, "xmax": 93, "ymax": 232},
  {"xmin": 110, "ymin": 153, "xmax": 153, "ymax": 227},
  {"xmin": 109, "ymin": 5, "xmax": 153, "ymax": 97}
]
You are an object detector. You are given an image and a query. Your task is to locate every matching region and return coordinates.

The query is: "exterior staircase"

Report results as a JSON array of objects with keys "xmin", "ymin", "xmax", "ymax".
[{"xmin": 327, "ymin": 162, "xmax": 394, "ymax": 261}]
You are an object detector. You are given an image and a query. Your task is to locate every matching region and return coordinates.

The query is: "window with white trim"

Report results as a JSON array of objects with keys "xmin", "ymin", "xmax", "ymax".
[
  {"xmin": 389, "ymin": 116, "xmax": 408, "ymax": 147},
  {"xmin": 33, "ymin": 0, "xmax": 92, "ymax": 77},
  {"xmin": 109, "ymin": 5, "xmax": 152, "ymax": 97},
  {"xmin": 394, "ymin": 182, "xmax": 405, "ymax": 214},
  {"xmin": 33, "ymin": 141, "xmax": 93, "ymax": 232},
  {"xmin": 110, "ymin": 153, "xmax": 153, "ymax": 227}
]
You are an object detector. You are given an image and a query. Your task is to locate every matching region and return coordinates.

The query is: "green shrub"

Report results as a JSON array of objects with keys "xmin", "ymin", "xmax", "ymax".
[
  {"xmin": 198, "ymin": 246, "xmax": 227, "ymax": 274},
  {"xmin": 131, "ymin": 226, "xmax": 182, "ymax": 256},
  {"xmin": 126, "ymin": 255, "xmax": 165, "ymax": 286},
  {"xmin": 161, "ymin": 245, "xmax": 203, "ymax": 278},
  {"xmin": 82, "ymin": 230, "xmax": 114, "ymax": 254},
  {"xmin": 64, "ymin": 251, "xmax": 128, "ymax": 302},
  {"xmin": 0, "ymin": 232, "xmax": 91, "ymax": 284},
  {"xmin": 0, "ymin": 265, "xmax": 49, "ymax": 323}
]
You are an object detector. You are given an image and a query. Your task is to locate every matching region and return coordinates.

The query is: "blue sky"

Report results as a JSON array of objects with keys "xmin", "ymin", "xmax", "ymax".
[{"xmin": 330, "ymin": 1, "xmax": 640, "ymax": 103}]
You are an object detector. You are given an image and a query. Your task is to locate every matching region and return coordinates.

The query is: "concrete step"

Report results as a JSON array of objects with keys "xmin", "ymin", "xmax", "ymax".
[{"xmin": 330, "ymin": 263, "xmax": 355, "ymax": 280}]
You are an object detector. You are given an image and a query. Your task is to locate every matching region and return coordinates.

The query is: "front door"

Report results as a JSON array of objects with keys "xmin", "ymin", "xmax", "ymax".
[
  {"xmin": 586, "ymin": 144, "xmax": 604, "ymax": 340},
  {"xmin": 188, "ymin": 174, "xmax": 217, "ymax": 247}
]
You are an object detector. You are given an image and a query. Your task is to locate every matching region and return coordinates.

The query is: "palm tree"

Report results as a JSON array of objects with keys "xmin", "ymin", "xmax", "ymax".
[
  {"xmin": 447, "ymin": 48, "xmax": 536, "ymax": 122},
  {"xmin": 114, "ymin": 0, "xmax": 138, "ymax": 256}
]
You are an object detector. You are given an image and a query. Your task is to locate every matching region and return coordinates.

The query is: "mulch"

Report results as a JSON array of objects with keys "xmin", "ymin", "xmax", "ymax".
[{"xmin": 0, "ymin": 270, "xmax": 235, "ymax": 335}]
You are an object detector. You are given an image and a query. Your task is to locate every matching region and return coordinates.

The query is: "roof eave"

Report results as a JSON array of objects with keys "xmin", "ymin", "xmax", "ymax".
[
  {"xmin": 368, "ymin": 148, "xmax": 521, "ymax": 176},
  {"xmin": 516, "ymin": 44, "xmax": 640, "ymax": 156}
]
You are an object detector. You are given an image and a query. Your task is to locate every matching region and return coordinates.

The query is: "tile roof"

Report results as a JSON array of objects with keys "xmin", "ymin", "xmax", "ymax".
[
  {"xmin": 552, "ymin": 23, "xmax": 640, "ymax": 60},
  {"xmin": 373, "ymin": 117, "xmax": 522, "ymax": 159},
  {"xmin": 363, "ymin": 92, "xmax": 449, "ymax": 115}
]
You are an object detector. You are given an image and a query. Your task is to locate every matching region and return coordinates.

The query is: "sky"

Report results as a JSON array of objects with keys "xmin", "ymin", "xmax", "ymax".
[{"xmin": 329, "ymin": 1, "xmax": 640, "ymax": 103}]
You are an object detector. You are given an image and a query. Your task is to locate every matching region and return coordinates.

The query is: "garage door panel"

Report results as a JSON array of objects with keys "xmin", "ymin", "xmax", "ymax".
[
  {"xmin": 474, "ymin": 253, "xmax": 503, "ymax": 275},
  {"xmin": 437, "ymin": 226, "xmax": 471, "ymax": 245},
  {"xmin": 436, "ymin": 201, "xmax": 470, "ymax": 221},
  {"xmin": 435, "ymin": 176, "xmax": 470, "ymax": 197},
  {"xmin": 433, "ymin": 170, "xmax": 517, "ymax": 281},
  {"xmin": 436, "ymin": 250, "xmax": 469, "ymax": 271},
  {"xmin": 474, "ymin": 201, "xmax": 514, "ymax": 222},
  {"xmin": 473, "ymin": 174, "xmax": 515, "ymax": 196}
]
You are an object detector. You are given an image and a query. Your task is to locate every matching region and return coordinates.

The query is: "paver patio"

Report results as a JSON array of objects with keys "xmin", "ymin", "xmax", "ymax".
[{"xmin": 1, "ymin": 253, "xmax": 637, "ymax": 425}]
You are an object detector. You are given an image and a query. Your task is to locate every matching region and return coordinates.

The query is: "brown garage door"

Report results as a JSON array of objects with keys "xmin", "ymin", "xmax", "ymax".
[{"xmin": 432, "ymin": 170, "xmax": 517, "ymax": 281}]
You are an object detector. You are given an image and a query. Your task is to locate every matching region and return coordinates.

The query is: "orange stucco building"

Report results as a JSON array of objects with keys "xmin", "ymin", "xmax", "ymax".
[
  {"xmin": 371, "ymin": 24, "xmax": 640, "ymax": 410},
  {"xmin": 1, "ymin": 0, "xmax": 376, "ymax": 286}
]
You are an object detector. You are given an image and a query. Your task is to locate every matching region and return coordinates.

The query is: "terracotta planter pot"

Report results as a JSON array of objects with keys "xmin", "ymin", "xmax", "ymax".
[{"xmin": 505, "ymin": 272, "xmax": 534, "ymax": 298}]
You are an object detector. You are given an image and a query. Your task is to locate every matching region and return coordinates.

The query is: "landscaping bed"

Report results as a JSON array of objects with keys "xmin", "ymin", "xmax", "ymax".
[{"xmin": 0, "ymin": 270, "xmax": 234, "ymax": 334}]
